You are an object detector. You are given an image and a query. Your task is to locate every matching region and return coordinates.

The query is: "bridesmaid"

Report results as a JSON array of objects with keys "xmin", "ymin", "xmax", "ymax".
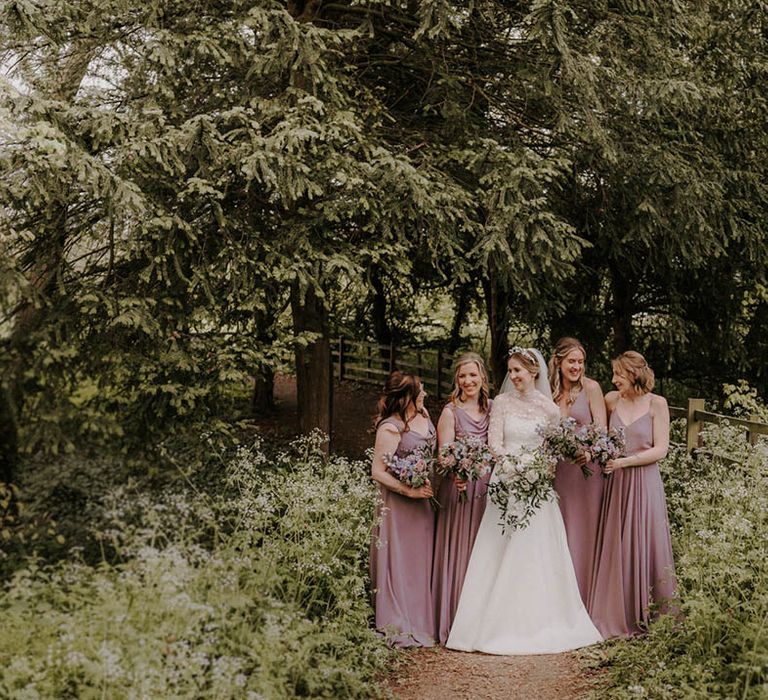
[
  {"xmin": 588, "ymin": 351, "xmax": 677, "ymax": 638},
  {"xmin": 370, "ymin": 370, "xmax": 437, "ymax": 647},
  {"xmin": 549, "ymin": 337, "xmax": 607, "ymax": 606},
  {"xmin": 432, "ymin": 352, "xmax": 493, "ymax": 644}
]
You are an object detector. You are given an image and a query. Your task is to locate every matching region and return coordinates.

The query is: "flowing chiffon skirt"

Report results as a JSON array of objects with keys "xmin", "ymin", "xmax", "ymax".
[
  {"xmin": 553, "ymin": 391, "xmax": 604, "ymax": 606},
  {"xmin": 588, "ymin": 413, "xmax": 677, "ymax": 638},
  {"xmin": 432, "ymin": 471, "xmax": 490, "ymax": 644},
  {"xmin": 370, "ymin": 416, "xmax": 437, "ymax": 647}
]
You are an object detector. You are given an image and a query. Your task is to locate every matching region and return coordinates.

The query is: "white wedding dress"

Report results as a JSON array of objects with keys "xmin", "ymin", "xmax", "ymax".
[{"xmin": 446, "ymin": 389, "xmax": 602, "ymax": 654}]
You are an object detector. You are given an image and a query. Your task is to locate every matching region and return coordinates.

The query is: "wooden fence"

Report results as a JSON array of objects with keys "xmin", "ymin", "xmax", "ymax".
[
  {"xmin": 332, "ymin": 338, "xmax": 456, "ymax": 400},
  {"xmin": 670, "ymin": 399, "xmax": 768, "ymax": 455},
  {"xmin": 332, "ymin": 338, "xmax": 768, "ymax": 455}
]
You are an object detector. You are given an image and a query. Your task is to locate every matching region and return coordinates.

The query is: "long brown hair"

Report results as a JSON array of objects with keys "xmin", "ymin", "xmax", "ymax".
[
  {"xmin": 448, "ymin": 352, "xmax": 490, "ymax": 413},
  {"xmin": 374, "ymin": 371, "xmax": 423, "ymax": 430},
  {"xmin": 549, "ymin": 337, "xmax": 586, "ymax": 406}
]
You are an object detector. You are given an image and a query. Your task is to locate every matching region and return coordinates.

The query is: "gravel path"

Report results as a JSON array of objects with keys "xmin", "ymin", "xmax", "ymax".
[{"xmin": 383, "ymin": 647, "xmax": 601, "ymax": 700}]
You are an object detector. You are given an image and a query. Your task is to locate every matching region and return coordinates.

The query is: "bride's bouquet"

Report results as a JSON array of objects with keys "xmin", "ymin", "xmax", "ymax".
[
  {"xmin": 538, "ymin": 419, "xmax": 625, "ymax": 478},
  {"xmin": 487, "ymin": 448, "xmax": 556, "ymax": 534},
  {"xmin": 437, "ymin": 436, "xmax": 495, "ymax": 504},
  {"xmin": 383, "ymin": 445, "xmax": 439, "ymax": 509}
]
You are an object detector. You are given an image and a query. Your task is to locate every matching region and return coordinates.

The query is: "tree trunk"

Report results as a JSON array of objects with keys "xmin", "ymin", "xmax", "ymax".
[
  {"xmin": 251, "ymin": 293, "xmax": 280, "ymax": 415},
  {"xmin": 448, "ymin": 282, "xmax": 471, "ymax": 356},
  {"xmin": 482, "ymin": 268, "xmax": 512, "ymax": 393},
  {"xmin": 745, "ymin": 298, "xmax": 768, "ymax": 398},
  {"xmin": 370, "ymin": 266, "xmax": 393, "ymax": 371},
  {"xmin": 291, "ymin": 280, "xmax": 332, "ymax": 448},
  {"xmin": 0, "ymin": 383, "xmax": 18, "ymax": 484},
  {"xmin": 251, "ymin": 364, "xmax": 276, "ymax": 415},
  {"xmin": 609, "ymin": 266, "xmax": 633, "ymax": 354},
  {"xmin": 371, "ymin": 266, "xmax": 392, "ymax": 347}
]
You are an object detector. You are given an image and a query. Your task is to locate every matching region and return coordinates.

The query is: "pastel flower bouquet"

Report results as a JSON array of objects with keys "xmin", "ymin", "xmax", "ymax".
[
  {"xmin": 437, "ymin": 435, "xmax": 495, "ymax": 504},
  {"xmin": 383, "ymin": 444, "xmax": 439, "ymax": 509},
  {"xmin": 538, "ymin": 419, "xmax": 625, "ymax": 478},
  {"xmin": 487, "ymin": 448, "xmax": 556, "ymax": 534},
  {"xmin": 584, "ymin": 424, "xmax": 626, "ymax": 474}
]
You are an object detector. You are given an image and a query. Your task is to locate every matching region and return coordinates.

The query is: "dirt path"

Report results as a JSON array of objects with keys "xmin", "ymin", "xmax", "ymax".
[
  {"xmin": 260, "ymin": 374, "xmax": 443, "ymax": 459},
  {"xmin": 383, "ymin": 647, "xmax": 600, "ymax": 699},
  {"xmin": 255, "ymin": 376, "xmax": 603, "ymax": 699}
]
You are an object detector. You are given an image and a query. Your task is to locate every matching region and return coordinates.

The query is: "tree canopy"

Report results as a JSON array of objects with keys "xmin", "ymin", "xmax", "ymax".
[{"xmin": 1, "ymin": 0, "xmax": 766, "ymax": 470}]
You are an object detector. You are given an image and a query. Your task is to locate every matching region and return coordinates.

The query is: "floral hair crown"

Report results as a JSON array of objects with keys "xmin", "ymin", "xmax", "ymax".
[{"xmin": 508, "ymin": 346, "xmax": 537, "ymax": 364}]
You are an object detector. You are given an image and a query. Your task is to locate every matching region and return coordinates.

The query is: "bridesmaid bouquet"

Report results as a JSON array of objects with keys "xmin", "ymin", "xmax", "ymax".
[
  {"xmin": 539, "ymin": 419, "xmax": 625, "ymax": 478},
  {"xmin": 487, "ymin": 449, "xmax": 556, "ymax": 534},
  {"xmin": 582, "ymin": 425, "xmax": 625, "ymax": 476},
  {"xmin": 383, "ymin": 445, "xmax": 440, "ymax": 509},
  {"xmin": 437, "ymin": 436, "xmax": 495, "ymax": 504}
]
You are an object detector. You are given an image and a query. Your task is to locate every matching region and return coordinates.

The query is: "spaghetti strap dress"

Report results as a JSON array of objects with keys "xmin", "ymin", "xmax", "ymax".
[
  {"xmin": 432, "ymin": 402, "xmax": 492, "ymax": 644},
  {"xmin": 588, "ymin": 410, "xmax": 677, "ymax": 638},
  {"xmin": 553, "ymin": 390, "xmax": 604, "ymax": 605},
  {"xmin": 370, "ymin": 417, "xmax": 437, "ymax": 647}
]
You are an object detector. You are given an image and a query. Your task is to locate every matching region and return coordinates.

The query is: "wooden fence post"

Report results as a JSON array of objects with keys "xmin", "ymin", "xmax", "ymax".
[
  {"xmin": 686, "ymin": 398, "xmax": 705, "ymax": 454},
  {"xmin": 389, "ymin": 342, "xmax": 396, "ymax": 372},
  {"xmin": 366, "ymin": 342, "xmax": 372, "ymax": 382},
  {"xmin": 337, "ymin": 337, "xmax": 344, "ymax": 382},
  {"xmin": 748, "ymin": 413, "xmax": 761, "ymax": 446},
  {"xmin": 436, "ymin": 349, "xmax": 443, "ymax": 401}
]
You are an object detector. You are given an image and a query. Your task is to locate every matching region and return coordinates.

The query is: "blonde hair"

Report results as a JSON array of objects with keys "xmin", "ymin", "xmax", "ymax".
[
  {"xmin": 612, "ymin": 351, "xmax": 655, "ymax": 394},
  {"xmin": 448, "ymin": 352, "xmax": 490, "ymax": 413},
  {"xmin": 549, "ymin": 337, "xmax": 586, "ymax": 405}
]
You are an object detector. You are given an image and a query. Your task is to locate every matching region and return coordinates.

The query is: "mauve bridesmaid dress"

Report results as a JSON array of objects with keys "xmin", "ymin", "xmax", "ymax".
[
  {"xmin": 431, "ymin": 401, "xmax": 492, "ymax": 644},
  {"xmin": 370, "ymin": 417, "xmax": 437, "ymax": 647},
  {"xmin": 588, "ymin": 409, "xmax": 677, "ymax": 638},
  {"xmin": 553, "ymin": 390, "xmax": 604, "ymax": 606}
]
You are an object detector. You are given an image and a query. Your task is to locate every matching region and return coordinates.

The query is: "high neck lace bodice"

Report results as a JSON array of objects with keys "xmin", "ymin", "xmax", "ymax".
[{"xmin": 488, "ymin": 390, "xmax": 559, "ymax": 456}]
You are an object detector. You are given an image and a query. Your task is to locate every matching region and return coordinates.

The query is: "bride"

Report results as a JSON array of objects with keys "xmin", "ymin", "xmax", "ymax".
[{"xmin": 446, "ymin": 347, "xmax": 602, "ymax": 654}]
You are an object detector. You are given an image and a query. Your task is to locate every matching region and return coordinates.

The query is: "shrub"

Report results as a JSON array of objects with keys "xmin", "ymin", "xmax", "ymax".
[{"xmin": 0, "ymin": 433, "xmax": 391, "ymax": 698}]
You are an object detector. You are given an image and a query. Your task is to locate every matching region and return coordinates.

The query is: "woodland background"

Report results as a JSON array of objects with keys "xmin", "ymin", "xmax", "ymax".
[
  {"xmin": 2, "ymin": 0, "xmax": 768, "ymax": 478},
  {"xmin": 1, "ymin": 1, "xmax": 767, "ymax": 697}
]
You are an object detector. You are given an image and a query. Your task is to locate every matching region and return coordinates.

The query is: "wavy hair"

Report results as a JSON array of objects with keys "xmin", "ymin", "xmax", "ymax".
[
  {"xmin": 448, "ymin": 352, "xmax": 490, "ymax": 413},
  {"xmin": 374, "ymin": 370, "xmax": 423, "ymax": 430},
  {"xmin": 548, "ymin": 337, "xmax": 586, "ymax": 406},
  {"xmin": 612, "ymin": 351, "xmax": 655, "ymax": 395}
]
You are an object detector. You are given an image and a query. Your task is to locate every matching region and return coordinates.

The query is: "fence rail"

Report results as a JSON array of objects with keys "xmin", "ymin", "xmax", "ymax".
[
  {"xmin": 670, "ymin": 399, "xmax": 768, "ymax": 454},
  {"xmin": 332, "ymin": 338, "xmax": 768, "ymax": 455},
  {"xmin": 332, "ymin": 337, "xmax": 456, "ymax": 400}
]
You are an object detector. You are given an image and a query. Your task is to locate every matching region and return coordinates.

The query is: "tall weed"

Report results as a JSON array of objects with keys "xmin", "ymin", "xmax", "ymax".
[{"xmin": 0, "ymin": 433, "xmax": 390, "ymax": 698}]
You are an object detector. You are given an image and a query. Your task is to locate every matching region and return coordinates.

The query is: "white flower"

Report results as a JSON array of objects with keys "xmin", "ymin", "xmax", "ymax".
[
  {"xmin": 97, "ymin": 641, "xmax": 124, "ymax": 681},
  {"xmin": 524, "ymin": 470, "xmax": 540, "ymax": 484},
  {"xmin": 65, "ymin": 651, "xmax": 88, "ymax": 667}
]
